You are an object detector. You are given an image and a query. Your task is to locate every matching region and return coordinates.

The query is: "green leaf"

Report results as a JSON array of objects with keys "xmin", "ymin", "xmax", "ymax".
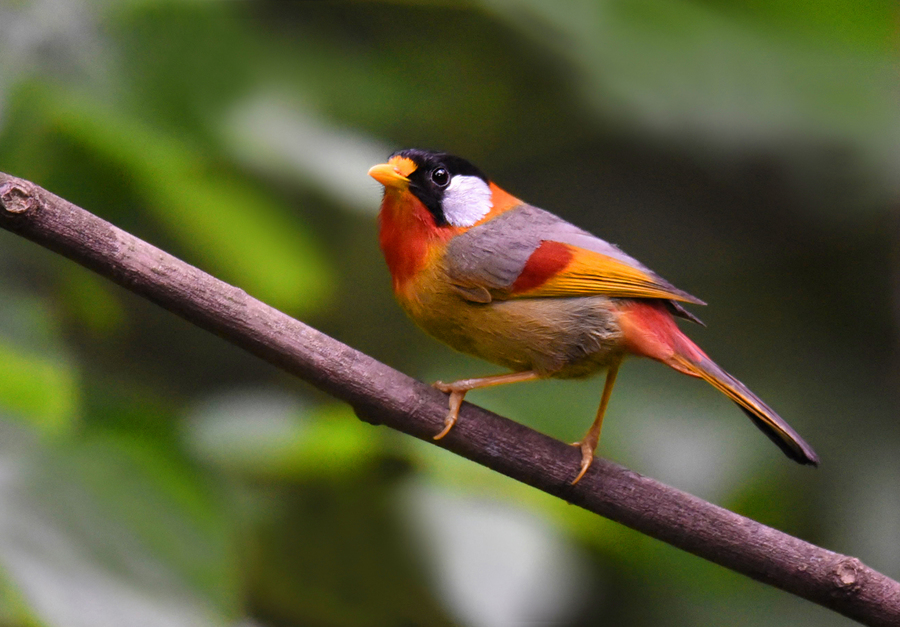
[
  {"xmin": 0, "ymin": 339, "xmax": 78, "ymax": 434},
  {"xmin": 6, "ymin": 84, "xmax": 334, "ymax": 314}
]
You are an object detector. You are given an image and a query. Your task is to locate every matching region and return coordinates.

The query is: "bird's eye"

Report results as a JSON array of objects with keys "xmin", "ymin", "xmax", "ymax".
[{"xmin": 431, "ymin": 168, "xmax": 450, "ymax": 187}]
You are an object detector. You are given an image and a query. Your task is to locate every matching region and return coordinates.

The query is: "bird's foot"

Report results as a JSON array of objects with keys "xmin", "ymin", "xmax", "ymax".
[
  {"xmin": 569, "ymin": 439, "xmax": 597, "ymax": 485},
  {"xmin": 432, "ymin": 381, "xmax": 465, "ymax": 440}
]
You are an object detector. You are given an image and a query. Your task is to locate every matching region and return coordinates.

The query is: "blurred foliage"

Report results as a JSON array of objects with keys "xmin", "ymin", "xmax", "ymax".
[{"xmin": 0, "ymin": 0, "xmax": 897, "ymax": 626}]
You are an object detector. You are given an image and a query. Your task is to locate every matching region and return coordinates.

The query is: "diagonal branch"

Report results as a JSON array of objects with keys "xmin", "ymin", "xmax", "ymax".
[{"xmin": 1, "ymin": 172, "xmax": 898, "ymax": 626}]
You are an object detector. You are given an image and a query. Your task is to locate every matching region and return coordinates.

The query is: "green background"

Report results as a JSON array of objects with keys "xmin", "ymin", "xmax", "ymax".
[{"xmin": 0, "ymin": 1, "xmax": 897, "ymax": 625}]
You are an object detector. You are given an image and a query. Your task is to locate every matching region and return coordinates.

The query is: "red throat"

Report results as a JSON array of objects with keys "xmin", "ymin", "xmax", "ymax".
[{"xmin": 378, "ymin": 190, "xmax": 453, "ymax": 292}]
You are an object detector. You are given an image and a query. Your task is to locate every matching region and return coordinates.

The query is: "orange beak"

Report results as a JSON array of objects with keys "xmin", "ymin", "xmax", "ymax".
[{"xmin": 368, "ymin": 163, "xmax": 410, "ymax": 189}]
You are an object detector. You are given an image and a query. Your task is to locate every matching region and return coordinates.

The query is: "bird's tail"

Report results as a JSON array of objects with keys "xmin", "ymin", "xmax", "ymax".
[
  {"xmin": 668, "ymin": 352, "xmax": 819, "ymax": 466},
  {"xmin": 619, "ymin": 301, "xmax": 819, "ymax": 466}
]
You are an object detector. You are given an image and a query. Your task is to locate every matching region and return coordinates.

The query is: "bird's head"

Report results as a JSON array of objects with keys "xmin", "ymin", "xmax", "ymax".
[
  {"xmin": 369, "ymin": 149, "xmax": 521, "ymax": 229},
  {"xmin": 369, "ymin": 149, "xmax": 520, "ymax": 291}
]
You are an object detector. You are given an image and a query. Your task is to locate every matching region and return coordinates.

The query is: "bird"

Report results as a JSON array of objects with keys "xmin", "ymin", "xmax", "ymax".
[{"xmin": 368, "ymin": 148, "xmax": 819, "ymax": 484}]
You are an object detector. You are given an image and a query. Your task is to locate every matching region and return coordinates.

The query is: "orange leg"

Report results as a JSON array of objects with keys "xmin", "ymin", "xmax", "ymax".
[
  {"xmin": 432, "ymin": 371, "xmax": 541, "ymax": 440},
  {"xmin": 571, "ymin": 359, "xmax": 622, "ymax": 485}
]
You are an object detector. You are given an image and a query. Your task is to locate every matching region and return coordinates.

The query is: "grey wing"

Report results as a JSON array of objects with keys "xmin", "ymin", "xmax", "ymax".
[
  {"xmin": 443, "ymin": 204, "xmax": 551, "ymax": 292},
  {"xmin": 444, "ymin": 204, "xmax": 704, "ymax": 318}
]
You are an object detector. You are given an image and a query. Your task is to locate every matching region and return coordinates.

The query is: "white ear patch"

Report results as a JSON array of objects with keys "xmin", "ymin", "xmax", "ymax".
[{"xmin": 442, "ymin": 175, "xmax": 493, "ymax": 227}]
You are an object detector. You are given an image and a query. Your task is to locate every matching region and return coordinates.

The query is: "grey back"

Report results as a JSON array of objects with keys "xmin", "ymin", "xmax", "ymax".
[{"xmin": 444, "ymin": 204, "xmax": 658, "ymax": 291}]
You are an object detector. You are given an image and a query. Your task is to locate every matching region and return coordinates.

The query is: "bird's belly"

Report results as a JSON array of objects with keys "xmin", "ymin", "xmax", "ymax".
[{"xmin": 399, "ymin": 284, "xmax": 625, "ymax": 377}]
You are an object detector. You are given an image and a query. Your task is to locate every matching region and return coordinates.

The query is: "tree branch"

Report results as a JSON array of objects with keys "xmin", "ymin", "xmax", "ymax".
[{"xmin": 1, "ymin": 172, "xmax": 898, "ymax": 626}]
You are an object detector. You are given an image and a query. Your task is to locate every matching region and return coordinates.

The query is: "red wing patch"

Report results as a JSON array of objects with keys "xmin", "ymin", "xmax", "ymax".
[
  {"xmin": 511, "ymin": 240, "xmax": 574, "ymax": 293},
  {"xmin": 509, "ymin": 242, "xmax": 704, "ymax": 304}
]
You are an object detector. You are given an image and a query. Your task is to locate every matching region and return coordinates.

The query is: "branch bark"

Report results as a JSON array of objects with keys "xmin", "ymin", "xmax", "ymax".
[{"xmin": 1, "ymin": 172, "xmax": 898, "ymax": 626}]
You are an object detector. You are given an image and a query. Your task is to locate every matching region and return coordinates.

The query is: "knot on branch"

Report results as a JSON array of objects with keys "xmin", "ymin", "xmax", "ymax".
[
  {"xmin": 353, "ymin": 405, "xmax": 383, "ymax": 426},
  {"xmin": 0, "ymin": 180, "xmax": 40, "ymax": 215},
  {"xmin": 831, "ymin": 557, "xmax": 865, "ymax": 597}
]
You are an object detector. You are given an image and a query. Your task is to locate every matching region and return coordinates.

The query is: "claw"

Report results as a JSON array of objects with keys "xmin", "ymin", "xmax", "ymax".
[
  {"xmin": 570, "ymin": 440, "xmax": 595, "ymax": 485},
  {"xmin": 434, "ymin": 389, "xmax": 464, "ymax": 440}
]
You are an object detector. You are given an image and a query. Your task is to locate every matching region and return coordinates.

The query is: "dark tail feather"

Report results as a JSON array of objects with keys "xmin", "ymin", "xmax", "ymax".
[{"xmin": 671, "ymin": 354, "xmax": 819, "ymax": 466}]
